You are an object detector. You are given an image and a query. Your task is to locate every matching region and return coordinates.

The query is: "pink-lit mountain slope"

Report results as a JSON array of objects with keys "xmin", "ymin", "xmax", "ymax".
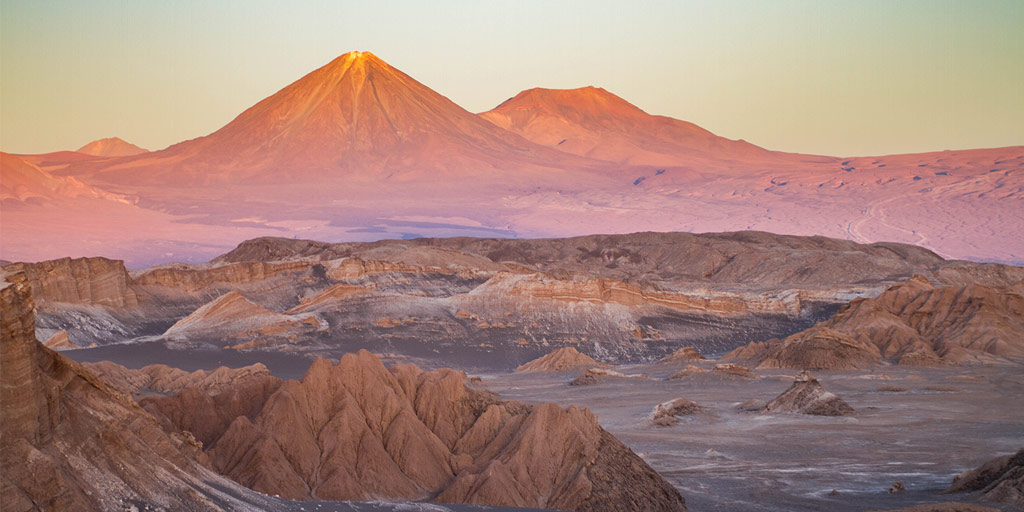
[
  {"xmin": 480, "ymin": 86, "xmax": 831, "ymax": 167},
  {"xmin": 77, "ymin": 137, "xmax": 149, "ymax": 157}
]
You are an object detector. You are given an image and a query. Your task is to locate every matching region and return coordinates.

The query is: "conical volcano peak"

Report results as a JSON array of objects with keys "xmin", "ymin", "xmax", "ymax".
[{"xmin": 102, "ymin": 49, "xmax": 592, "ymax": 184}]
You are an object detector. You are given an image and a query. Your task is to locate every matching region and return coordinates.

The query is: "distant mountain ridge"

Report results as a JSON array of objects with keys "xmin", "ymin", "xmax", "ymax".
[
  {"xmin": 77, "ymin": 137, "xmax": 148, "ymax": 157},
  {"xmin": 1, "ymin": 50, "xmax": 1021, "ymax": 267}
]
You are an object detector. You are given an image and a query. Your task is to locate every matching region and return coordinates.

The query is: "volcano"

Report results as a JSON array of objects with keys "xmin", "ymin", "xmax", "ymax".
[
  {"xmin": 4, "ymin": 51, "xmax": 1022, "ymax": 267},
  {"xmin": 88, "ymin": 51, "xmax": 605, "ymax": 186},
  {"xmin": 77, "ymin": 137, "xmax": 148, "ymax": 157},
  {"xmin": 480, "ymin": 86, "xmax": 827, "ymax": 167}
]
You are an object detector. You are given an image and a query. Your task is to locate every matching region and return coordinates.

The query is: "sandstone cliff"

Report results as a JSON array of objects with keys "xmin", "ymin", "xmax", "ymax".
[
  {"xmin": 0, "ymin": 272, "xmax": 249, "ymax": 510},
  {"xmin": 2, "ymin": 257, "xmax": 138, "ymax": 306}
]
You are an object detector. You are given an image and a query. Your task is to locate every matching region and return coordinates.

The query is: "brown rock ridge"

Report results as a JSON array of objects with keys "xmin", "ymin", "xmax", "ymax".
[
  {"xmin": 760, "ymin": 371, "xmax": 854, "ymax": 416},
  {"xmin": 668, "ymin": 363, "xmax": 758, "ymax": 380},
  {"xmin": 0, "ymin": 272, "xmax": 253, "ymax": 511},
  {"xmin": 133, "ymin": 260, "xmax": 315, "ymax": 292},
  {"xmin": 945, "ymin": 448, "xmax": 1024, "ymax": 509},
  {"xmin": 83, "ymin": 359, "xmax": 277, "ymax": 397},
  {"xmin": 162, "ymin": 291, "xmax": 325, "ymax": 345},
  {"xmin": 658, "ymin": 347, "xmax": 706, "ymax": 364},
  {"xmin": 42, "ymin": 330, "xmax": 76, "ymax": 350},
  {"xmin": 569, "ymin": 368, "xmax": 649, "ymax": 386},
  {"xmin": 217, "ymin": 231, "xmax": 950, "ymax": 290},
  {"xmin": 2, "ymin": 256, "xmax": 138, "ymax": 306},
  {"xmin": 515, "ymin": 347, "xmax": 609, "ymax": 373},
  {"xmin": 505, "ymin": 273, "xmax": 797, "ymax": 315},
  {"xmin": 723, "ymin": 276, "xmax": 1024, "ymax": 368},
  {"xmin": 143, "ymin": 349, "xmax": 687, "ymax": 510},
  {"xmin": 651, "ymin": 398, "xmax": 704, "ymax": 427}
]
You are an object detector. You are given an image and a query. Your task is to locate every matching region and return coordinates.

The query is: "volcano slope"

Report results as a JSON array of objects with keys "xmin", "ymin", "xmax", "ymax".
[{"xmin": 12, "ymin": 231, "xmax": 1024, "ymax": 371}]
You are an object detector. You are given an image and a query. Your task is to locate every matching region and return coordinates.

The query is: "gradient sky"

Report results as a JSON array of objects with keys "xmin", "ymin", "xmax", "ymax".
[{"xmin": 2, "ymin": 0, "xmax": 1022, "ymax": 157}]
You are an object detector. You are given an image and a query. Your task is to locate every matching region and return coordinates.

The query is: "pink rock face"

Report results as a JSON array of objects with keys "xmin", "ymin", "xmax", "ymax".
[{"xmin": 1, "ymin": 52, "xmax": 1021, "ymax": 268}]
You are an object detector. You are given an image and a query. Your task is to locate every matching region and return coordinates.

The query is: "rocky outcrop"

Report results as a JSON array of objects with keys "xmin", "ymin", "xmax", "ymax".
[
  {"xmin": 946, "ymin": 448, "xmax": 1024, "ymax": 509},
  {"xmin": 668, "ymin": 363, "xmax": 758, "ymax": 380},
  {"xmin": 569, "ymin": 368, "xmax": 649, "ymax": 386},
  {"xmin": 723, "ymin": 276, "xmax": 1024, "ymax": 368},
  {"xmin": 506, "ymin": 273, "xmax": 798, "ymax": 315},
  {"xmin": 658, "ymin": 347, "xmax": 706, "ymax": 364},
  {"xmin": 2, "ymin": 257, "xmax": 138, "ymax": 306},
  {"xmin": 83, "ymin": 360, "xmax": 277, "ymax": 397},
  {"xmin": 144, "ymin": 350, "xmax": 687, "ymax": 510},
  {"xmin": 285, "ymin": 283, "xmax": 374, "ymax": 313},
  {"xmin": 651, "ymin": 398, "xmax": 703, "ymax": 426},
  {"xmin": 761, "ymin": 371, "xmax": 854, "ymax": 416},
  {"xmin": 515, "ymin": 347, "xmax": 609, "ymax": 373},
  {"xmin": 133, "ymin": 260, "xmax": 315, "ymax": 292},
  {"xmin": 0, "ymin": 271, "xmax": 240, "ymax": 511},
  {"xmin": 42, "ymin": 330, "xmax": 76, "ymax": 350},
  {"xmin": 162, "ymin": 291, "xmax": 325, "ymax": 347},
  {"xmin": 724, "ymin": 328, "xmax": 881, "ymax": 370}
]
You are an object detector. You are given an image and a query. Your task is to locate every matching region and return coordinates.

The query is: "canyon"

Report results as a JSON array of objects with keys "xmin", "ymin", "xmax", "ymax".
[{"xmin": 8, "ymin": 231, "xmax": 1023, "ymax": 372}]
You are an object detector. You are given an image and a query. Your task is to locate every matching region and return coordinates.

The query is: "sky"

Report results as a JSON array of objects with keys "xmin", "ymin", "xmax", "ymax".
[{"xmin": 1, "ymin": 0, "xmax": 1022, "ymax": 157}]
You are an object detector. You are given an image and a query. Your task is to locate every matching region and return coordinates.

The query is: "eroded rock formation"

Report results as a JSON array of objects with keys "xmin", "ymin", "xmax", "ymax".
[
  {"xmin": 84, "ymin": 360, "xmax": 277, "ymax": 397},
  {"xmin": 668, "ymin": 363, "xmax": 758, "ymax": 380},
  {"xmin": 143, "ymin": 350, "xmax": 688, "ymax": 511},
  {"xmin": 651, "ymin": 398, "xmax": 703, "ymax": 426},
  {"xmin": 946, "ymin": 448, "xmax": 1024, "ymax": 509},
  {"xmin": 0, "ymin": 272, "xmax": 238, "ymax": 511},
  {"xmin": 723, "ymin": 276, "xmax": 1024, "ymax": 368},
  {"xmin": 515, "ymin": 347, "xmax": 608, "ymax": 373},
  {"xmin": 3, "ymin": 257, "xmax": 138, "ymax": 306},
  {"xmin": 569, "ymin": 368, "xmax": 649, "ymax": 386},
  {"xmin": 658, "ymin": 347, "xmax": 706, "ymax": 364},
  {"xmin": 760, "ymin": 371, "xmax": 854, "ymax": 416}
]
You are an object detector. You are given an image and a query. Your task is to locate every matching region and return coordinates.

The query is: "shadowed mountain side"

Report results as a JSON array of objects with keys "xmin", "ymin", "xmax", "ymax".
[
  {"xmin": 945, "ymin": 448, "xmax": 1024, "ymax": 509},
  {"xmin": 140, "ymin": 350, "xmax": 688, "ymax": 510},
  {"xmin": 0, "ymin": 272, "xmax": 254, "ymax": 510}
]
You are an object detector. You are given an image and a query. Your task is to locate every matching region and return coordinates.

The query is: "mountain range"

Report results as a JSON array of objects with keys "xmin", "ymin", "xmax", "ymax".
[{"xmin": 2, "ymin": 50, "xmax": 1021, "ymax": 267}]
